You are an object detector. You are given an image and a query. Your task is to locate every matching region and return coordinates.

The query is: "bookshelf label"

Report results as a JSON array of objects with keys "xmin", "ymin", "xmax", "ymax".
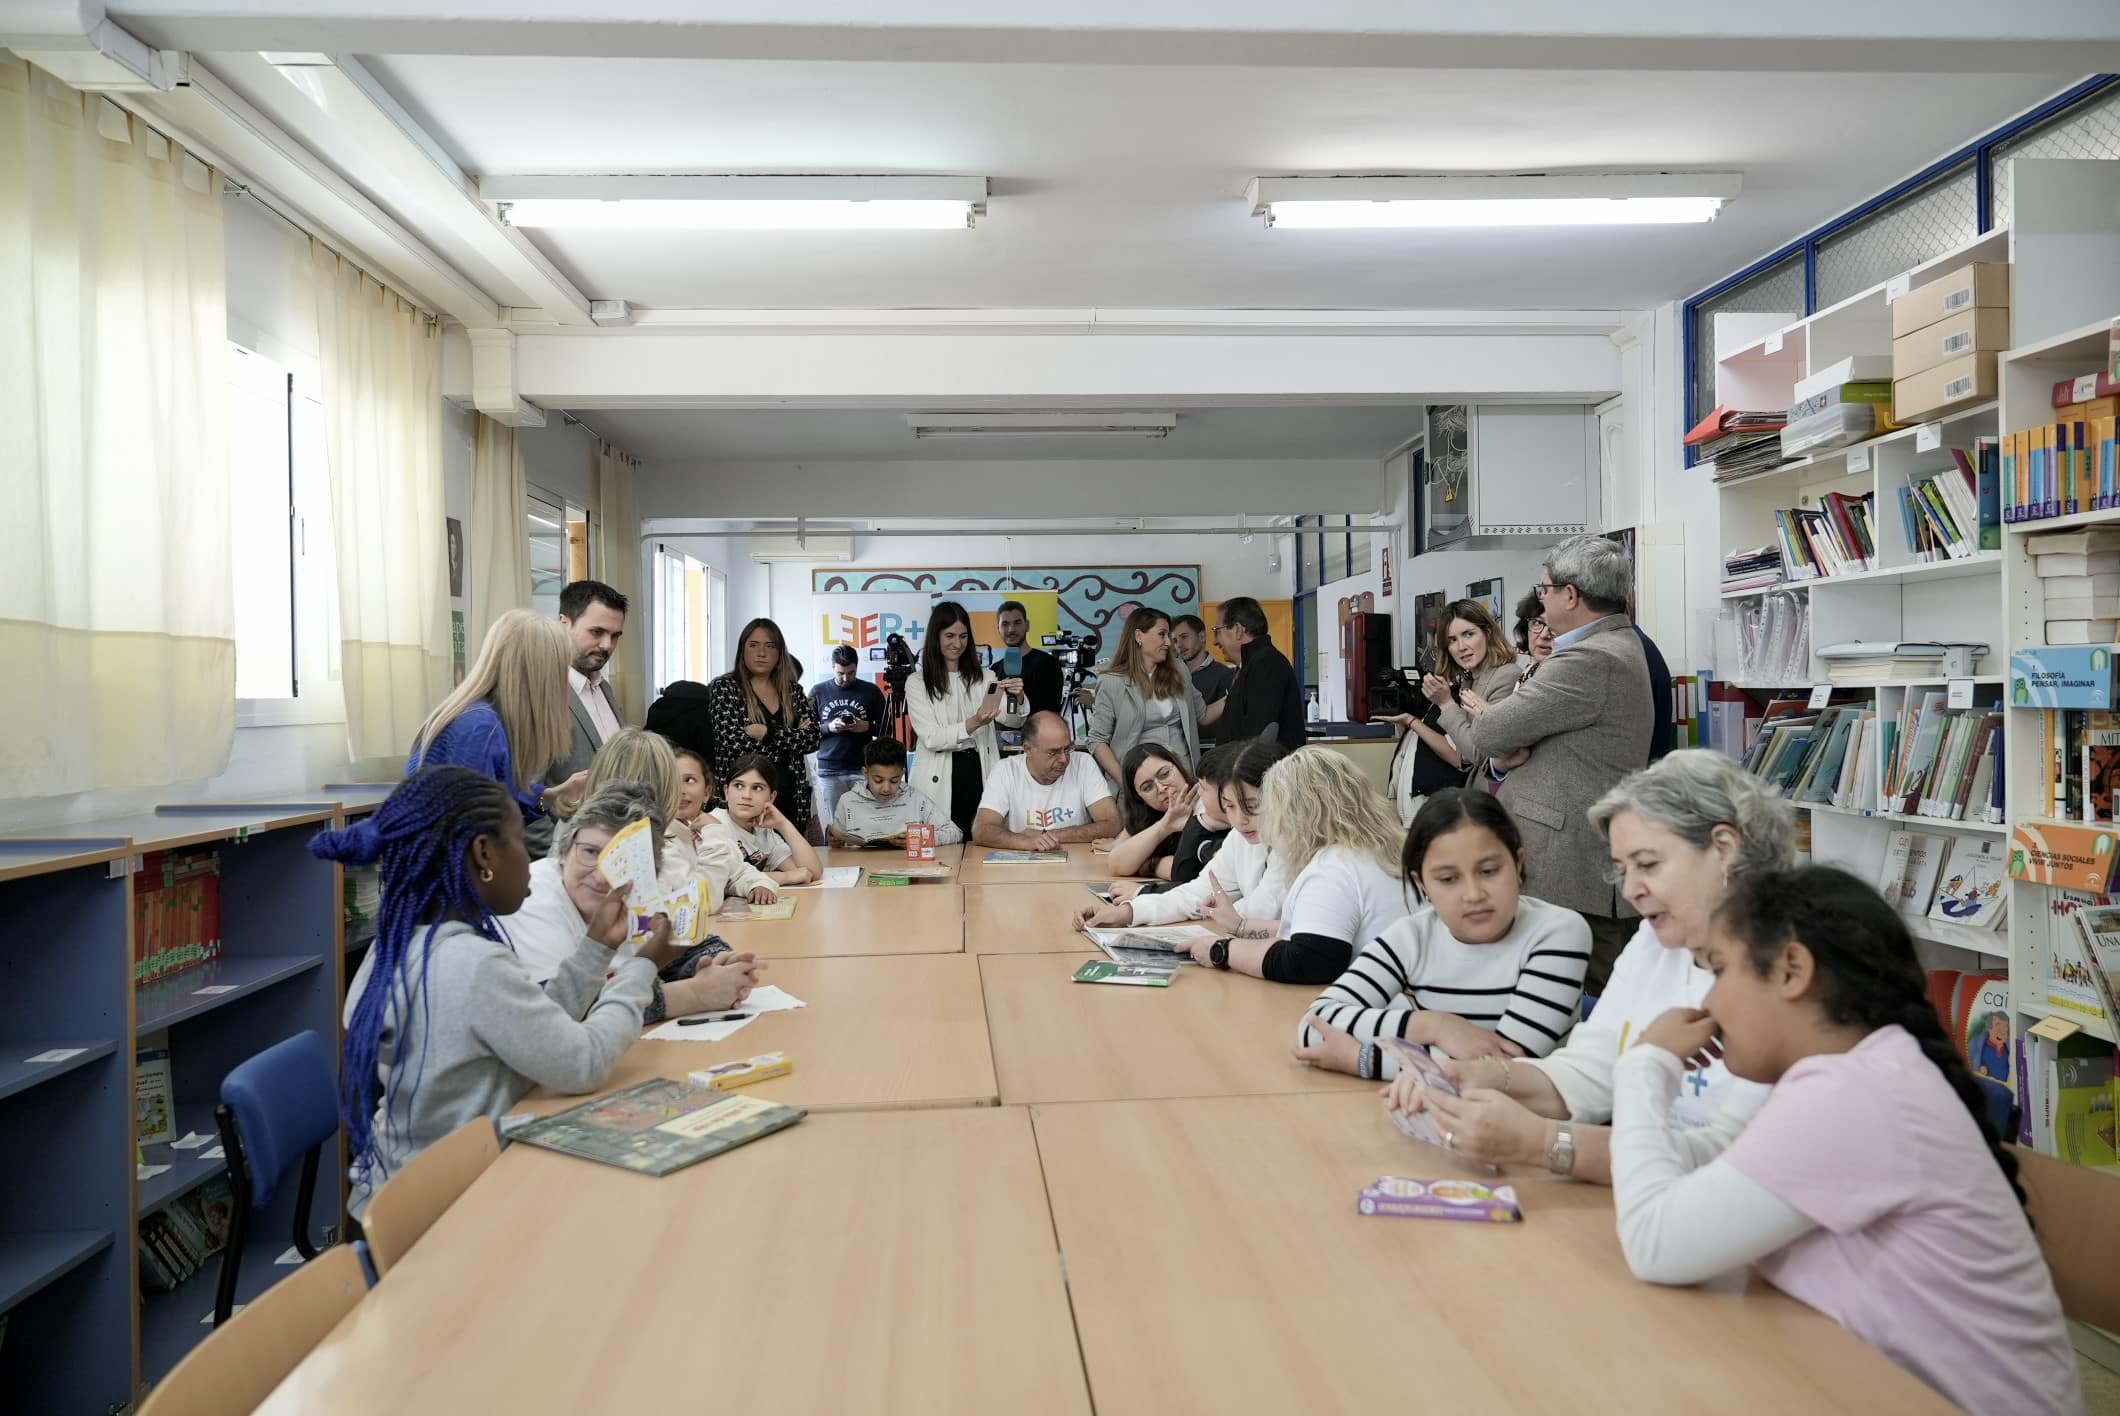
[
  {"xmin": 1915, "ymin": 421, "xmax": 1943, "ymax": 452},
  {"xmin": 1848, "ymin": 445, "xmax": 1872, "ymax": 474},
  {"xmin": 2073, "ymin": 374, "xmax": 2099, "ymax": 402},
  {"xmin": 1885, "ymin": 274, "xmax": 1911, "ymax": 302},
  {"xmin": 1947, "ymin": 677, "xmax": 1975, "ymax": 709},
  {"xmin": 1764, "ymin": 330, "xmax": 1783, "ymax": 355},
  {"xmin": 2028, "ymin": 1015, "xmax": 2082, "ymax": 1044},
  {"xmin": 24, "ymin": 1048, "xmax": 85, "ymax": 1064},
  {"xmin": 1807, "ymin": 684, "xmax": 1833, "ymax": 709},
  {"xmin": 190, "ymin": 984, "xmax": 237, "ymax": 996}
]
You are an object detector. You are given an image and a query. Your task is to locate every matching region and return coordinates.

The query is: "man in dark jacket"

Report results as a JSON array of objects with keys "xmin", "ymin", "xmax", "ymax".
[{"xmin": 1207, "ymin": 597, "xmax": 1307, "ymax": 747}]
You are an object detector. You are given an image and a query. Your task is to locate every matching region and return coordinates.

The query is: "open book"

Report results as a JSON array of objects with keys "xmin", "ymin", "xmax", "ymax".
[{"xmin": 1082, "ymin": 924, "xmax": 1213, "ymax": 969}]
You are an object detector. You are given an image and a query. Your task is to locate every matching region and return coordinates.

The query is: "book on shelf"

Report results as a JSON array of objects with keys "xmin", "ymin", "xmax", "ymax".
[
  {"xmin": 2007, "ymin": 818, "xmax": 2120, "ymax": 894},
  {"xmin": 508, "ymin": 1077, "xmax": 806, "ymax": 1178},
  {"xmin": 1797, "ymin": 356, "xmax": 1894, "ymax": 403},
  {"xmin": 1817, "ymin": 640, "xmax": 1986, "ymax": 684},
  {"xmin": 135, "ymin": 1048, "xmax": 173, "ymax": 1146},
  {"xmin": 1880, "ymin": 692, "xmax": 2000, "ymax": 821},
  {"xmin": 1925, "ymin": 838, "xmax": 2009, "ymax": 930},
  {"xmin": 2048, "ymin": 904, "xmax": 2120, "ymax": 1027},
  {"xmin": 1720, "ymin": 544, "xmax": 1785, "ymax": 593},
  {"xmin": 1881, "ymin": 829, "xmax": 1952, "ymax": 915},
  {"xmin": 2003, "ymin": 415, "xmax": 2119, "ymax": 524},
  {"xmin": 1772, "ymin": 495, "xmax": 1876, "ymax": 580},
  {"xmin": 134, "ymin": 848, "xmax": 222, "ymax": 987},
  {"xmin": 1926, "ymin": 972, "xmax": 2017, "ymax": 1128},
  {"xmin": 1896, "ymin": 443, "xmax": 1994, "ymax": 561},
  {"xmin": 2052, "ymin": 1050, "xmax": 2117, "ymax": 1167},
  {"xmin": 2052, "ymin": 372, "xmax": 2120, "ymax": 406},
  {"xmin": 1690, "ymin": 403, "xmax": 1792, "ymax": 481}
]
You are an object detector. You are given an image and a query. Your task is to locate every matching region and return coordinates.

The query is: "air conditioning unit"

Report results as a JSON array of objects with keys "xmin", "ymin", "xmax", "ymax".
[{"xmin": 749, "ymin": 535, "xmax": 853, "ymax": 563}]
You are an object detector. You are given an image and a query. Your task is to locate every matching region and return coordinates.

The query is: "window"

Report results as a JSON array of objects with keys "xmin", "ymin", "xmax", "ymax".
[
  {"xmin": 527, "ymin": 491, "xmax": 593, "ymax": 617},
  {"xmin": 653, "ymin": 545, "xmax": 724, "ymax": 691},
  {"xmin": 228, "ymin": 341, "xmax": 338, "ymax": 712}
]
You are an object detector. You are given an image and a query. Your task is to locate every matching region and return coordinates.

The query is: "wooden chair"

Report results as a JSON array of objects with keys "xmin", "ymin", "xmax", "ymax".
[
  {"xmin": 137, "ymin": 1242, "xmax": 368, "ymax": 1416},
  {"xmin": 2011, "ymin": 1145, "xmax": 2120, "ymax": 1334},
  {"xmin": 361, "ymin": 1116, "xmax": 501, "ymax": 1276}
]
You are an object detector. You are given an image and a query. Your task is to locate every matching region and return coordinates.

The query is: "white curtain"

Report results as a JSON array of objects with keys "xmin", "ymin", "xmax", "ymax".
[
  {"xmin": 0, "ymin": 60, "xmax": 234, "ymax": 797},
  {"xmin": 594, "ymin": 440, "xmax": 643, "ymax": 717},
  {"xmin": 311, "ymin": 245, "xmax": 449, "ymax": 760},
  {"xmin": 469, "ymin": 414, "xmax": 530, "ymax": 645}
]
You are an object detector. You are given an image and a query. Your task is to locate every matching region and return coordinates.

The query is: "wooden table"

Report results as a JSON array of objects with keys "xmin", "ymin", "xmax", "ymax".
[
  {"xmin": 1031, "ymin": 1092, "xmax": 1954, "ymax": 1416},
  {"xmin": 711, "ymin": 879, "xmax": 965, "ymax": 957},
  {"xmin": 257, "ymin": 1108, "xmax": 1093, "ymax": 1415},
  {"xmin": 516, "ymin": 954, "xmax": 998, "ymax": 1114},
  {"xmin": 979, "ymin": 952, "xmax": 1374, "ymax": 1104},
  {"xmin": 956, "ymin": 842, "xmax": 1118, "ymax": 886},
  {"xmin": 964, "ymin": 882, "xmax": 1112, "ymax": 954}
]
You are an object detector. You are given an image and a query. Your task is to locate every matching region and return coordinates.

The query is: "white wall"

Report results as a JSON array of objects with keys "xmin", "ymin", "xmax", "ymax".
[
  {"xmin": 636, "ymin": 456, "xmax": 1388, "ymax": 522},
  {"xmin": 0, "ymin": 195, "xmax": 474, "ymax": 832}
]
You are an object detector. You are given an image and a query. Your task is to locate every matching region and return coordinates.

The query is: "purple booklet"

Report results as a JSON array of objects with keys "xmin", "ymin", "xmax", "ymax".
[{"xmin": 1357, "ymin": 1176, "xmax": 1523, "ymax": 1223}]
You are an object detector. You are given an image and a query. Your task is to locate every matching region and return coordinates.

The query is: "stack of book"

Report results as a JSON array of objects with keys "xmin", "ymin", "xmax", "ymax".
[
  {"xmin": 2043, "ymin": 707, "xmax": 2120, "ymax": 823},
  {"xmin": 1686, "ymin": 404, "xmax": 1790, "ymax": 482},
  {"xmin": 1897, "ymin": 441, "xmax": 1998, "ymax": 561},
  {"xmin": 1816, "ymin": 640, "xmax": 1985, "ymax": 685},
  {"xmin": 1740, "ymin": 697, "xmax": 1878, "ymax": 809},
  {"xmin": 1883, "ymin": 691, "xmax": 2003, "ymax": 823},
  {"xmin": 1772, "ymin": 492, "xmax": 1877, "ymax": 580},
  {"xmin": 137, "ymin": 1177, "xmax": 234, "ymax": 1294},
  {"xmin": 1720, "ymin": 544, "xmax": 1785, "ymax": 594},
  {"xmin": 2002, "ymin": 374, "xmax": 2120, "ymax": 525},
  {"xmin": 2026, "ymin": 528, "xmax": 2120, "ymax": 644}
]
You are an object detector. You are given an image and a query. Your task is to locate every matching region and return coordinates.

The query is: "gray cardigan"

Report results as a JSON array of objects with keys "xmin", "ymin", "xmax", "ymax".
[
  {"xmin": 1436, "ymin": 660, "xmax": 1522, "ymax": 767},
  {"xmin": 341, "ymin": 919, "xmax": 653, "ymax": 1213},
  {"xmin": 1086, "ymin": 673, "xmax": 1206, "ymax": 784}
]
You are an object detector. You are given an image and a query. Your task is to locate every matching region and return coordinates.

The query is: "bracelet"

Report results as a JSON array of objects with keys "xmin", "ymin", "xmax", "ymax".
[{"xmin": 1357, "ymin": 1041, "xmax": 1380, "ymax": 1082}]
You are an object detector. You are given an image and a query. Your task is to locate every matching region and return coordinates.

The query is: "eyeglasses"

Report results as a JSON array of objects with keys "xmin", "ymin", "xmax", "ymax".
[{"xmin": 1529, "ymin": 619, "xmax": 1553, "ymax": 636}]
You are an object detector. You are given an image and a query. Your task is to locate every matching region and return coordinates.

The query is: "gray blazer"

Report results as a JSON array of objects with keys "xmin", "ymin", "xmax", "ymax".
[
  {"xmin": 1087, "ymin": 674, "xmax": 1206, "ymax": 787},
  {"xmin": 526, "ymin": 677, "xmax": 623, "ymax": 855},
  {"xmin": 1435, "ymin": 660, "xmax": 1521, "ymax": 767},
  {"xmin": 1466, "ymin": 615, "xmax": 1651, "ymax": 919}
]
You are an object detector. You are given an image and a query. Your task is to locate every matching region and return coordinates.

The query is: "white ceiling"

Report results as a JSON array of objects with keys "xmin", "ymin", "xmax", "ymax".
[
  {"xmin": 345, "ymin": 54, "xmax": 2072, "ymax": 310},
  {"xmin": 577, "ymin": 403, "xmax": 1425, "ymax": 461}
]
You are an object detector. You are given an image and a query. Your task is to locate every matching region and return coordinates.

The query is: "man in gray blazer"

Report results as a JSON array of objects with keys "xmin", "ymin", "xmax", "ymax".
[
  {"xmin": 1466, "ymin": 536, "xmax": 1651, "ymax": 990},
  {"xmin": 526, "ymin": 579, "xmax": 628, "ymax": 855}
]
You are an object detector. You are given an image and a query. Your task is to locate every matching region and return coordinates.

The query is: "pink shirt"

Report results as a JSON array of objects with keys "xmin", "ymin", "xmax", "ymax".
[{"xmin": 1725, "ymin": 1025, "xmax": 2080, "ymax": 1416}]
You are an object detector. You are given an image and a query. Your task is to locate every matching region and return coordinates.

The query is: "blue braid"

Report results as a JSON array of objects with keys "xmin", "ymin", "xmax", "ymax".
[{"xmin": 311, "ymin": 766, "xmax": 515, "ymax": 1190}]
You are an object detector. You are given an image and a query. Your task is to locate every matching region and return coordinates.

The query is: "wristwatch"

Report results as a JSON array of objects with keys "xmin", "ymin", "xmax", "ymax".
[
  {"xmin": 1209, "ymin": 939, "xmax": 1231, "ymax": 971},
  {"xmin": 1545, "ymin": 1121, "xmax": 1576, "ymax": 1177}
]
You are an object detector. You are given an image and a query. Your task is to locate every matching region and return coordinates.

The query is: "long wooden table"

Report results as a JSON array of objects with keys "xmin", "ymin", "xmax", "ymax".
[
  {"xmin": 980, "ymin": 951, "xmax": 1374, "ymax": 1105},
  {"xmin": 515, "ymin": 953, "xmax": 999, "ymax": 1114},
  {"xmin": 711, "ymin": 877, "xmax": 965, "ymax": 957},
  {"xmin": 1031, "ymin": 1091, "xmax": 1955, "ymax": 1415},
  {"xmin": 257, "ymin": 1108, "xmax": 1092, "ymax": 1415},
  {"xmin": 963, "ymin": 882, "xmax": 1111, "ymax": 954}
]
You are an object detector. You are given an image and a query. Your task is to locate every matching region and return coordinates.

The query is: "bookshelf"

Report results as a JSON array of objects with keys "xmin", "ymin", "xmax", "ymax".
[
  {"xmin": 0, "ymin": 789, "xmax": 385, "ymax": 1407},
  {"xmin": 1996, "ymin": 316, "xmax": 2120, "ymax": 1159}
]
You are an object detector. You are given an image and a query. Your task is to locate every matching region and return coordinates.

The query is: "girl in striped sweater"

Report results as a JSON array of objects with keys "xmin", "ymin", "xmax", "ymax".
[{"xmin": 1294, "ymin": 788, "xmax": 1591, "ymax": 1079}]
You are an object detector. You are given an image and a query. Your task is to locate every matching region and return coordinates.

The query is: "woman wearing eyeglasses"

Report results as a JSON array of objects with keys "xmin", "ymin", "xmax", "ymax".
[{"xmin": 1512, "ymin": 588, "xmax": 1557, "ymax": 685}]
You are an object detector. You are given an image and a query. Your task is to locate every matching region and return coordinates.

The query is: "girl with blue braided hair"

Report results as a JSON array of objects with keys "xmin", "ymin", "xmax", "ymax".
[{"xmin": 316, "ymin": 765, "xmax": 653, "ymax": 1213}]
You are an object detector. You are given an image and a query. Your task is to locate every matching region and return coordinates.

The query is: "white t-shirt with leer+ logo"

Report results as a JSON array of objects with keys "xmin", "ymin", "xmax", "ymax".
[{"xmin": 977, "ymin": 753, "xmax": 1112, "ymax": 833}]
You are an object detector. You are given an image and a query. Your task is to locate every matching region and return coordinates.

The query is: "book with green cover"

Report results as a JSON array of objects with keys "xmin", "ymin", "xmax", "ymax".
[
  {"xmin": 1072, "ymin": 959, "xmax": 1175, "ymax": 987},
  {"xmin": 509, "ymin": 1078, "xmax": 805, "ymax": 1177}
]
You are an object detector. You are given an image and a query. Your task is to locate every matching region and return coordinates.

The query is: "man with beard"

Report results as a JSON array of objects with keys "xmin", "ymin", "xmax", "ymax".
[
  {"xmin": 996, "ymin": 599, "xmax": 1066, "ymax": 718},
  {"xmin": 528, "ymin": 579, "xmax": 628, "ymax": 854}
]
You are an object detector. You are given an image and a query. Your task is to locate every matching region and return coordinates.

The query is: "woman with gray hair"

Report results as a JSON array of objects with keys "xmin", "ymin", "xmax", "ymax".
[
  {"xmin": 1383, "ymin": 749, "xmax": 1791, "ymax": 1185},
  {"xmin": 503, "ymin": 780, "xmax": 763, "ymax": 1022}
]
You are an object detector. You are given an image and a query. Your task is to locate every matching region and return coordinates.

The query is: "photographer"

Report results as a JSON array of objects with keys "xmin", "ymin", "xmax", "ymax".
[
  {"xmin": 908, "ymin": 600, "xmax": 1027, "ymax": 839},
  {"xmin": 996, "ymin": 600, "xmax": 1065, "ymax": 718},
  {"xmin": 1382, "ymin": 599, "xmax": 1519, "ymax": 826},
  {"xmin": 809, "ymin": 645, "xmax": 886, "ymax": 830}
]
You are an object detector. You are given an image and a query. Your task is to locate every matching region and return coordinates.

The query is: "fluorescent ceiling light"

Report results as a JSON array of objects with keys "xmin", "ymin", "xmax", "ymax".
[
  {"xmin": 481, "ymin": 174, "xmax": 987, "ymax": 231},
  {"xmin": 905, "ymin": 413, "xmax": 1179, "ymax": 440},
  {"xmin": 1246, "ymin": 173, "xmax": 1739, "ymax": 229}
]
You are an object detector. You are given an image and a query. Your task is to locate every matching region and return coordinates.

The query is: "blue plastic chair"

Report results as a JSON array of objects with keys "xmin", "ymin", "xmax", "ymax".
[{"xmin": 212, "ymin": 1030, "xmax": 339, "ymax": 1326}]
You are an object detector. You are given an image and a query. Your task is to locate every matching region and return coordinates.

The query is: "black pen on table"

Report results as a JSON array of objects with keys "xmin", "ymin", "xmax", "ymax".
[{"xmin": 677, "ymin": 1012, "xmax": 751, "ymax": 1027}]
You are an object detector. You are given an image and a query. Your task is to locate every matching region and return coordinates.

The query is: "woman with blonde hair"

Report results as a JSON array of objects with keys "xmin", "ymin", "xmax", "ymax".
[
  {"xmin": 1182, "ymin": 747, "xmax": 1410, "ymax": 985},
  {"xmin": 406, "ymin": 608, "xmax": 586, "ymax": 826},
  {"xmin": 1088, "ymin": 606, "xmax": 1206, "ymax": 789},
  {"xmin": 549, "ymin": 728, "xmax": 774, "ymax": 903},
  {"xmin": 704, "ymin": 617, "xmax": 822, "ymax": 835},
  {"xmin": 1382, "ymin": 598, "xmax": 1519, "ymax": 824}
]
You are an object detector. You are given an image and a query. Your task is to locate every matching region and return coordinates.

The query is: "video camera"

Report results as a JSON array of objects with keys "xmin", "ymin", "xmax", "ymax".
[
  {"xmin": 1041, "ymin": 629, "xmax": 1102, "ymax": 688},
  {"xmin": 1367, "ymin": 667, "xmax": 1423, "ymax": 720},
  {"xmin": 881, "ymin": 632, "xmax": 916, "ymax": 689}
]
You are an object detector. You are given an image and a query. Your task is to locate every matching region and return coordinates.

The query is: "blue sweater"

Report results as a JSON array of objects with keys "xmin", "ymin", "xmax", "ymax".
[{"xmin": 406, "ymin": 699, "xmax": 543, "ymax": 821}]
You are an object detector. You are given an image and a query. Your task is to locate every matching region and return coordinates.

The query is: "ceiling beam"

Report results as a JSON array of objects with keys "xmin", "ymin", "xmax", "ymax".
[
  {"xmin": 198, "ymin": 52, "xmax": 594, "ymax": 325},
  {"xmin": 106, "ymin": 0, "xmax": 2120, "ymax": 72},
  {"xmin": 509, "ymin": 328, "xmax": 1620, "ymax": 407}
]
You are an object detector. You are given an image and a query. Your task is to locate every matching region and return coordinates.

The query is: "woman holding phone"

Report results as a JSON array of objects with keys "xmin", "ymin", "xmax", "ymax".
[
  {"xmin": 908, "ymin": 600, "xmax": 1028, "ymax": 839},
  {"xmin": 1381, "ymin": 600, "xmax": 1518, "ymax": 825}
]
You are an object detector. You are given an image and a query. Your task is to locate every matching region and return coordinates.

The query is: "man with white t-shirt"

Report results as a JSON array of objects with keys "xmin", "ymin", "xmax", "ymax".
[{"xmin": 972, "ymin": 712, "xmax": 1121, "ymax": 851}]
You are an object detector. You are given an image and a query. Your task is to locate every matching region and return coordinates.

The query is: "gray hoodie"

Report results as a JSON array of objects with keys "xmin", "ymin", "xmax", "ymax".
[{"xmin": 833, "ymin": 779, "xmax": 963, "ymax": 845}]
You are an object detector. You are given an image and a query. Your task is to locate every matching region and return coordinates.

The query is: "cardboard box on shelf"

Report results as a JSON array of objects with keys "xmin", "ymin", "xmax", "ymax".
[
  {"xmin": 1893, "ymin": 352, "xmax": 1999, "ymax": 424},
  {"xmin": 1891, "ymin": 306, "xmax": 2012, "ymax": 382},
  {"xmin": 1890, "ymin": 261, "xmax": 2010, "ymax": 339}
]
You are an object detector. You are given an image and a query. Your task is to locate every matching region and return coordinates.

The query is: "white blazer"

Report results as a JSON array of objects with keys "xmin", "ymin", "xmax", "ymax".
[{"xmin": 908, "ymin": 667, "xmax": 1027, "ymax": 812}]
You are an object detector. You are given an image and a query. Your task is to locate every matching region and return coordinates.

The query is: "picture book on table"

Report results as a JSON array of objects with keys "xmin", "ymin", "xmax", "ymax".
[
  {"xmin": 1072, "ymin": 959, "xmax": 1175, "ymax": 986},
  {"xmin": 509, "ymin": 1078, "xmax": 805, "ymax": 1177},
  {"xmin": 1926, "ymin": 838, "xmax": 2009, "ymax": 930},
  {"xmin": 1082, "ymin": 924, "xmax": 1212, "ymax": 969}
]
